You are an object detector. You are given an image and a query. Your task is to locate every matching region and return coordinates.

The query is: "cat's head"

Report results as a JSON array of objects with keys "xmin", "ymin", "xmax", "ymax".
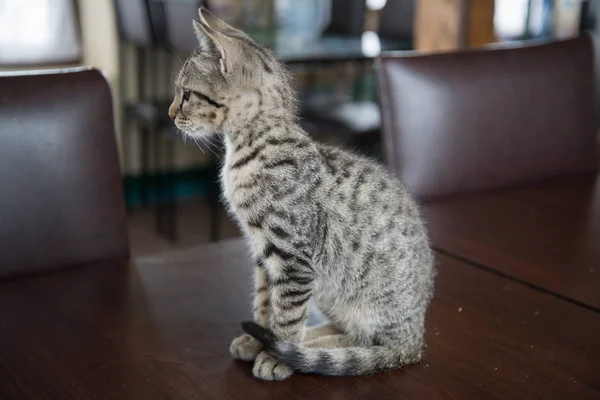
[{"xmin": 169, "ymin": 8, "xmax": 294, "ymax": 138}]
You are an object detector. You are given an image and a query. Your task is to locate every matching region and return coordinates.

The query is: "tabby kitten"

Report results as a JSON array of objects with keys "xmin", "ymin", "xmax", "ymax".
[{"xmin": 169, "ymin": 8, "xmax": 435, "ymax": 381}]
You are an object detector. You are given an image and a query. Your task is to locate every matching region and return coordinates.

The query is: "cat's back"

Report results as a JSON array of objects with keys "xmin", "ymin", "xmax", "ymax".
[
  {"xmin": 314, "ymin": 143, "xmax": 420, "ymax": 220},
  {"xmin": 314, "ymin": 142, "xmax": 432, "ymax": 268},
  {"xmin": 312, "ymin": 143, "xmax": 434, "ymax": 314}
]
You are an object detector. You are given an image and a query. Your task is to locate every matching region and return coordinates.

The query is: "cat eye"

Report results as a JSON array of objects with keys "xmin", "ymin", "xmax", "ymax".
[{"xmin": 182, "ymin": 88, "xmax": 191, "ymax": 101}]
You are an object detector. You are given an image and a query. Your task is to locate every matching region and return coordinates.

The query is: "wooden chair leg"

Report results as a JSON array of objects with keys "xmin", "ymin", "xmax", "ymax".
[
  {"xmin": 154, "ymin": 133, "xmax": 165, "ymax": 236},
  {"xmin": 140, "ymin": 127, "xmax": 151, "ymax": 208},
  {"xmin": 165, "ymin": 138, "xmax": 178, "ymax": 242},
  {"xmin": 154, "ymin": 134, "xmax": 178, "ymax": 242}
]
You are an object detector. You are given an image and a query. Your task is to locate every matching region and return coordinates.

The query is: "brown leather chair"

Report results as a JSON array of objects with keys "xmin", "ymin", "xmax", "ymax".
[
  {"xmin": 0, "ymin": 68, "xmax": 129, "ymax": 278},
  {"xmin": 378, "ymin": 0, "xmax": 415, "ymax": 42},
  {"xmin": 378, "ymin": 35, "xmax": 598, "ymax": 201}
]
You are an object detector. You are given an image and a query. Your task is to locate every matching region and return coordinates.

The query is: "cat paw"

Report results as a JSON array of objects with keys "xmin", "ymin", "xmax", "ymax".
[
  {"xmin": 230, "ymin": 334, "xmax": 263, "ymax": 362},
  {"xmin": 252, "ymin": 351, "xmax": 293, "ymax": 381}
]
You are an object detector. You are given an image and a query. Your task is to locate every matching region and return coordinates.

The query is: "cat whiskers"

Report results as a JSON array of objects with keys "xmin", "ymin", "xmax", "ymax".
[
  {"xmin": 175, "ymin": 127, "xmax": 194, "ymax": 148},
  {"xmin": 177, "ymin": 128, "xmax": 188, "ymax": 146},
  {"xmin": 204, "ymin": 135, "xmax": 224, "ymax": 154},
  {"xmin": 187, "ymin": 127, "xmax": 221, "ymax": 157},
  {"xmin": 192, "ymin": 136, "xmax": 206, "ymax": 155},
  {"xmin": 200, "ymin": 136, "xmax": 220, "ymax": 157}
]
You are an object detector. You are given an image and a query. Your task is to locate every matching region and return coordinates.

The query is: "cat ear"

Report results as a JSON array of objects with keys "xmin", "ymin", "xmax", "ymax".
[
  {"xmin": 198, "ymin": 8, "xmax": 240, "ymax": 36},
  {"xmin": 193, "ymin": 14, "xmax": 242, "ymax": 75},
  {"xmin": 193, "ymin": 19, "xmax": 216, "ymax": 51}
]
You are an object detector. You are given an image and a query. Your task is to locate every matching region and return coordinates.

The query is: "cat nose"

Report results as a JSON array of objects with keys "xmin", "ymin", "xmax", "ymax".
[{"xmin": 168, "ymin": 103, "xmax": 179, "ymax": 120}]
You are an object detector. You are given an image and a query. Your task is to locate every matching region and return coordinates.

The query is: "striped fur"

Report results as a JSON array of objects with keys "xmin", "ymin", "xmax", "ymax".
[
  {"xmin": 170, "ymin": 8, "xmax": 435, "ymax": 381},
  {"xmin": 243, "ymin": 321, "xmax": 423, "ymax": 376}
]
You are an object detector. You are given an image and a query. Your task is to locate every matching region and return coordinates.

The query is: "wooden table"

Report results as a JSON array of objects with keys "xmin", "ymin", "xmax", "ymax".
[
  {"xmin": 1, "ymin": 237, "xmax": 599, "ymax": 399},
  {"xmin": 424, "ymin": 174, "xmax": 600, "ymax": 311}
]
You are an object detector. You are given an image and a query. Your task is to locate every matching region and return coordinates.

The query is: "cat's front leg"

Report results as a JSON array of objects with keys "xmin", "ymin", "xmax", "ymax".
[
  {"xmin": 252, "ymin": 253, "xmax": 313, "ymax": 381},
  {"xmin": 251, "ymin": 261, "xmax": 271, "ymax": 326},
  {"xmin": 267, "ymin": 260, "xmax": 313, "ymax": 343},
  {"xmin": 230, "ymin": 262, "xmax": 269, "ymax": 362}
]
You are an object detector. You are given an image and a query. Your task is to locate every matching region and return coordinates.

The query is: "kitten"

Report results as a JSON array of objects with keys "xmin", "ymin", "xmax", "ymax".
[{"xmin": 169, "ymin": 8, "xmax": 435, "ymax": 381}]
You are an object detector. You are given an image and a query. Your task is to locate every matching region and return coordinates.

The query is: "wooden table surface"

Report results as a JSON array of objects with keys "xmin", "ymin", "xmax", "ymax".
[
  {"xmin": 1, "ymin": 238, "xmax": 599, "ymax": 399},
  {"xmin": 423, "ymin": 174, "xmax": 600, "ymax": 311}
]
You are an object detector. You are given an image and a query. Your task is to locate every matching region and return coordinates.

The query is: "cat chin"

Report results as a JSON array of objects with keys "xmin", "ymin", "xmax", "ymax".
[
  {"xmin": 186, "ymin": 130, "xmax": 215, "ymax": 139},
  {"xmin": 178, "ymin": 124, "xmax": 217, "ymax": 138}
]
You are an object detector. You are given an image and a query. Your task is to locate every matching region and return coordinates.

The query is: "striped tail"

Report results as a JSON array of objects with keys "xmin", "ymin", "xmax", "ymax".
[{"xmin": 242, "ymin": 321, "xmax": 420, "ymax": 376}]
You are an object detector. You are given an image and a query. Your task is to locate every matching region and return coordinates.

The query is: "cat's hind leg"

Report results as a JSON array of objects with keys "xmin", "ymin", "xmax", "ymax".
[
  {"xmin": 303, "ymin": 323, "xmax": 342, "ymax": 342},
  {"xmin": 302, "ymin": 334, "xmax": 355, "ymax": 349}
]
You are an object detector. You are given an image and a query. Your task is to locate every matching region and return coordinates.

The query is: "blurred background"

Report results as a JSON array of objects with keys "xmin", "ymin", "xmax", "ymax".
[{"xmin": 0, "ymin": 0, "xmax": 597, "ymax": 255}]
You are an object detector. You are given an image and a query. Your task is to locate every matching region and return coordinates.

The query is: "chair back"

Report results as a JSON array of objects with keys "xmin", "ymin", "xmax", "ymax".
[
  {"xmin": 114, "ymin": 0, "xmax": 157, "ymax": 46},
  {"xmin": 378, "ymin": 36, "xmax": 598, "ymax": 200},
  {"xmin": 0, "ymin": 68, "xmax": 129, "ymax": 277},
  {"xmin": 378, "ymin": 0, "xmax": 415, "ymax": 41}
]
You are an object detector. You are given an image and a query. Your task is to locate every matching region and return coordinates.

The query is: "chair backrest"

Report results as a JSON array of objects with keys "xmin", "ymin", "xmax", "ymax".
[
  {"xmin": 114, "ymin": 0, "xmax": 155, "ymax": 46},
  {"xmin": 0, "ymin": 68, "xmax": 129, "ymax": 278},
  {"xmin": 378, "ymin": 35, "xmax": 598, "ymax": 201},
  {"xmin": 378, "ymin": 0, "xmax": 415, "ymax": 41},
  {"xmin": 325, "ymin": 0, "xmax": 366, "ymax": 36},
  {"xmin": 163, "ymin": 1, "xmax": 204, "ymax": 53}
]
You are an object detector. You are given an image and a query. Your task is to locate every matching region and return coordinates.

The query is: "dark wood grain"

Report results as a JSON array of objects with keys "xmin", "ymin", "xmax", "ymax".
[
  {"xmin": 0, "ymin": 239, "xmax": 598, "ymax": 399},
  {"xmin": 423, "ymin": 174, "xmax": 600, "ymax": 311}
]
